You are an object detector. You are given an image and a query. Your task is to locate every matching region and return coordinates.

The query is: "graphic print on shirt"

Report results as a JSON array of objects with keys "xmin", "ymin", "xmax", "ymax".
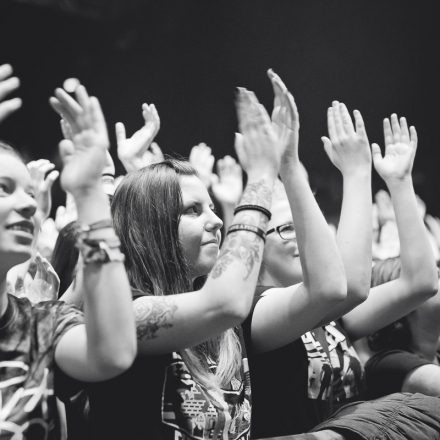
[
  {"xmin": 0, "ymin": 362, "xmax": 56, "ymax": 439},
  {"xmin": 161, "ymin": 352, "xmax": 251, "ymax": 440},
  {"xmin": 301, "ymin": 321, "xmax": 363, "ymax": 403}
]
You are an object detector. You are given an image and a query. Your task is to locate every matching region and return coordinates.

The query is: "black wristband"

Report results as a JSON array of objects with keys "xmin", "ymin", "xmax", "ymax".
[
  {"xmin": 233, "ymin": 204, "xmax": 272, "ymax": 220},
  {"xmin": 227, "ymin": 223, "xmax": 266, "ymax": 242}
]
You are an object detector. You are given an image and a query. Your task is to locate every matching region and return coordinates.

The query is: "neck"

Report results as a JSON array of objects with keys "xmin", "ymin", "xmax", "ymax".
[{"xmin": 258, "ymin": 267, "xmax": 284, "ymax": 288}]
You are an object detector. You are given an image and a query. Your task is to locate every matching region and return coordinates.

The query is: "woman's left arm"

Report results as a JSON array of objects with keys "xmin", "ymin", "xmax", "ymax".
[
  {"xmin": 342, "ymin": 115, "xmax": 438, "ymax": 341},
  {"xmin": 50, "ymin": 84, "xmax": 136, "ymax": 381}
]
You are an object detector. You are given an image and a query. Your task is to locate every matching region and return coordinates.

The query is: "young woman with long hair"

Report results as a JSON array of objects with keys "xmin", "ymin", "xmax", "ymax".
[
  {"xmin": 57, "ymin": 82, "xmax": 349, "ymax": 439},
  {"xmin": 0, "ymin": 80, "xmax": 136, "ymax": 439}
]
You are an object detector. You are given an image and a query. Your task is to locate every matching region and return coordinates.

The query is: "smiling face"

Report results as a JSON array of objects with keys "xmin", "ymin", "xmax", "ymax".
[
  {"xmin": 178, "ymin": 175, "xmax": 223, "ymax": 279},
  {"xmin": 260, "ymin": 195, "xmax": 303, "ymax": 287},
  {"xmin": 0, "ymin": 152, "xmax": 37, "ymax": 269}
]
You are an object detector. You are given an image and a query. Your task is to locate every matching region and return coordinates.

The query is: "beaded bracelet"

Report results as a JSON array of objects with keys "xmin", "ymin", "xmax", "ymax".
[
  {"xmin": 76, "ymin": 235, "xmax": 125, "ymax": 264},
  {"xmin": 233, "ymin": 204, "xmax": 272, "ymax": 220},
  {"xmin": 227, "ymin": 223, "xmax": 266, "ymax": 242}
]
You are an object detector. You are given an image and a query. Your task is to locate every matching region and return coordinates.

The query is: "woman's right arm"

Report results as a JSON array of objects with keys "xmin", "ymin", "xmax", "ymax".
[{"xmin": 134, "ymin": 88, "xmax": 285, "ymax": 355}]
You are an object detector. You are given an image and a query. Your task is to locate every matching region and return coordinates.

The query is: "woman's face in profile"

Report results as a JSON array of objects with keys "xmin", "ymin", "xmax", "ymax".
[
  {"xmin": 177, "ymin": 175, "xmax": 223, "ymax": 279},
  {"xmin": 0, "ymin": 153, "xmax": 37, "ymax": 264}
]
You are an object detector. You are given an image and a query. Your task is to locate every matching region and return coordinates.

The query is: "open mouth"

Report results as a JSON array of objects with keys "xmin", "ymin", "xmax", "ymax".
[{"xmin": 6, "ymin": 220, "xmax": 34, "ymax": 236}]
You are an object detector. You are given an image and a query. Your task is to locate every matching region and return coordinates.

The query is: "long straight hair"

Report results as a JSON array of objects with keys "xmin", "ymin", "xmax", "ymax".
[{"xmin": 111, "ymin": 159, "xmax": 241, "ymax": 399}]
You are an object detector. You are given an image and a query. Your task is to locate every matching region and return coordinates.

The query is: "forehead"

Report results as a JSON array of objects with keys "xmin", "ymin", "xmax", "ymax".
[
  {"xmin": 0, "ymin": 153, "xmax": 31, "ymax": 186},
  {"xmin": 179, "ymin": 175, "xmax": 213, "ymax": 204},
  {"xmin": 268, "ymin": 197, "xmax": 293, "ymax": 229}
]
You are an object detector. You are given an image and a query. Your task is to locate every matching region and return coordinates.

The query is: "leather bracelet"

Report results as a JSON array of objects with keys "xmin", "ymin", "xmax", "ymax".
[
  {"xmin": 233, "ymin": 204, "xmax": 272, "ymax": 220},
  {"xmin": 227, "ymin": 223, "xmax": 266, "ymax": 242}
]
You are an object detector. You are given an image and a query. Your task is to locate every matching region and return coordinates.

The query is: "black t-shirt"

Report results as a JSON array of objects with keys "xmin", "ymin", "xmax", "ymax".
[
  {"xmin": 243, "ymin": 287, "xmax": 364, "ymax": 438},
  {"xmin": 0, "ymin": 294, "xmax": 84, "ymax": 439},
  {"xmin": 88, "ymin": 295, "xmax": 252, "ymax": 439}
]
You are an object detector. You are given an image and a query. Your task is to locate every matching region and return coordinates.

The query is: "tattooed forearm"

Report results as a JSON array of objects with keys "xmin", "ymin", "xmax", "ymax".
[
  {"xmin": 210, "ymin": 233, "xmax": 262, "ymax": 280},
  {"xmin": 133, "ymin": 297, "xmax": 178, "ymax": 341},
  {"xmin": 239, "ymin": 179, "xmax": 273, "ymax": 209}
]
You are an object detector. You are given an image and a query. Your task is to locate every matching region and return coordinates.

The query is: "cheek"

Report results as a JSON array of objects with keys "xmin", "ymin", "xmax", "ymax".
[{"xmin": 178, "ymin": 219, "xmax": 202, "ymax": 261}]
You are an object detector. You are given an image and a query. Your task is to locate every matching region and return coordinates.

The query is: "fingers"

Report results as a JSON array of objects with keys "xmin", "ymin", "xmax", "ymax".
[
  {"xmin": 115, "ymin": 122, "xmax": 127, "ymax": 144},
  {"xmin": 340, "ymin": 103, "xmax": 355, "ymax": 134},
  {"xmin": 321, "ymin": 136, "xmax": 333, "ymax": 160},
  {"xmin": 60, "ymin": 119, "xmax": 73, "ymax": 140},
  {"xmin": 353, "ymin": 109, "xmax": 367, "ymax": 139},
  {"xmin": 390, "ymin": 113, "xmax": 401, "ymax": 142},
  {"xmin": 327, "ymin": 107, "xmax": 338, "ymax": 143},
  {"xmin": 332, "ymin": 101, "xmax": 345, "ymax": 139},
  {"xmin": 383, "ymin": 118, "xmax": 393, "ymax": 147},
  {"xmin": 410, "ymin": 125, "xmax": 418, "ymax": 148},
  {"xmin": 0, "ymin": 98, "xmax": 22, "ymax": 122},
  {"xmin": 58, "ymin": 139, "xmax": 75, "ymax": 165},
  {"xmin": 0, "ymin": 64, "xmax": 14, "ymax": 81},
  {"xmin": 371, "ymin": 143, "xmax": 383, "ymax": 168},
  {"xmin": 234, "ymin": 132, "xmax": 246, "ymax": 166},
  {"xmin": 0, "ymin": 75, "xmax": 20, "ymax": 101}
]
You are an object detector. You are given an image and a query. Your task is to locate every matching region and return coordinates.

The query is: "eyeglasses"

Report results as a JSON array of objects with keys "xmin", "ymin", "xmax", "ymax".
[{"xmin": 266, "ymin": 223, "xmax": 296, "ymax": 241}]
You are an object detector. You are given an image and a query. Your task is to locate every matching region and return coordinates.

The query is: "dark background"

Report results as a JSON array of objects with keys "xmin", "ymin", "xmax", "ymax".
[{"xmin": 1, "ymin": 0, "xmax": 439, "ymax": 219}]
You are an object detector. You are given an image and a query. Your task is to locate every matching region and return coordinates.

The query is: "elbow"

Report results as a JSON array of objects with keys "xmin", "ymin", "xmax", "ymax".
[
  {"xmin": 346, "ymin": 280, "xmax": 370, "ymax": 305},
  {"xmin": 405, "ymin": 272, "xmax": 439, "ymax": 302},
  {"xmin": 312, "ymin": 278, "xmax": 348, "ymax": 304},
  {"xmin": 93, "ymin": 341, "xmax": 137, "ymax": 380}
]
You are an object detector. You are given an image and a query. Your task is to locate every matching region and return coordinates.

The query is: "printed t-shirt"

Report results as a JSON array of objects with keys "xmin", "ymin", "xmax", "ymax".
[
  {"xmin": 243, "ymin": 286, "xmax": 364, "ymax": 438},
  {"xmin": 88, "ymin": 294, "xmax": 252, "ymax": 440},
  {"xmin": 0, "ymin": 294, "xmax": 84, "ymax": 439}
]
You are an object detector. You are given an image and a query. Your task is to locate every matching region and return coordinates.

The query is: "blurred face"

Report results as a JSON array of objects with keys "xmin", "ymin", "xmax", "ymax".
[
  {"xmin": 178, "ymin": 175, "xmax": 223, "ymax": 279},
  {"xmin": 261, "ymin": 197, "xmax": 303, "ymax": 286},
  {"xmin": 0, "ymin": 153, "xmax": 37, "ymax": 268}
]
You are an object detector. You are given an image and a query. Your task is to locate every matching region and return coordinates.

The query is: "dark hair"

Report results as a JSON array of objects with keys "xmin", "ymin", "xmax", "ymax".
[
  {"xmin": 51, "ymin": 221, "xmax": 80, "ymax": 297},
  {"xmin": 111, "ymin": 159, "xmax": 197, "ymax": 296}
]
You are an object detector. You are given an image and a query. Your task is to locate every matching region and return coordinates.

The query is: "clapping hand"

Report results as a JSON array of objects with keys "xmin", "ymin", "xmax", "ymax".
[
  {"xmin": 116, "ymin": 103, "xmax": 162, "ymax": 172},
  {"xmin": 211, "ymin": 155, "xmax": 243, "ymax": 206},
  {"xmin": 372, "ymin": 114, "xmax": 417, "ymax": 184},
  {"xmin": 321, "ymin": 101, "xmax": 371, "ymax": 176},
  {"xmin": 0, "ymin": 64, "xmax": 22, "ymax": 123},
  {"xmin": 50, "ymin": 84, "xmax": 109, "ymax": 195},
  {"xmin": 189, "ymin": 143, "xmax": 215, "ymax": 188},
  {"xmin": 267, "ymin": 69, "xmax": 300, "ymax": 168},
  {"xmin": 27, "ymin": 159, "xmax": 59, "ymax": 224}
]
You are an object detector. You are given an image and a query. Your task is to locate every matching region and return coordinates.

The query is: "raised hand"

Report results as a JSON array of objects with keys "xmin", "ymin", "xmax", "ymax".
[
  {"xmin": 27, "ymin": 159, "xmax": 59, "ymax": 223},
  {"xmin": 267, "ymin": 69, "xmax": 300, "ymax": 166},
  {"xmin": 372, "ymin": 114, "xmax": 417, "ymax": 183},
  {"xmin": 235, "ymin": 87, "xmax": 288, "ymax": 177},
  {"xmin": 375, "ymin": 189, "xmax": 396, "ymax": 226},
  {"xmin": 55, "ymin": 192, "xmax": 77, "ymax": 231},
  {"xmin": 116, "ymin": 103, "xmax": 162, "ymax": 172},
  {"xmin": 188, "ymin": 143, "xmax": 215, "ymax": 188},
  {"xmin": 321, "ymin": 101, "xmax": 371, "ymax": 176},
  {"xmin": 211, "ymin": 155, "xmax": 243, "ymax": 206},
  {"xmin": 49, "ymin": 84, "xmax": 109, "ymax": 195},
  {"xmin": 0, "ymin": 64, "xmax": 22, "ymax": 123}
]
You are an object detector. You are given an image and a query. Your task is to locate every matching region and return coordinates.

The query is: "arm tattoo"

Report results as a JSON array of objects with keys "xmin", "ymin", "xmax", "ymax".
[
  {"xmin": 134, "ymin": 296, "xmax": 178, "ymax": 341},
  {"xmin": 210, "ymin": 233, "xmax": 262, "ymax": 280},
  {"xmin": 239, "ymin": 179, "xmax": 273, "ymax": 209}
]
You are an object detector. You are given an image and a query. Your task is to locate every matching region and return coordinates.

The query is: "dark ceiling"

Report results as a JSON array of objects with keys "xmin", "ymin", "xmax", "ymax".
[{"xmin": 1, "ymin": 0, "xmax": 439, "ymax": 217}]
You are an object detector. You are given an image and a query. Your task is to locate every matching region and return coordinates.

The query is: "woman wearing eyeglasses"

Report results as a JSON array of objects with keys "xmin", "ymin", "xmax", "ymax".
[{"xmin": 245, "ymin": 72, "xmax": 440, "ymax": 440}]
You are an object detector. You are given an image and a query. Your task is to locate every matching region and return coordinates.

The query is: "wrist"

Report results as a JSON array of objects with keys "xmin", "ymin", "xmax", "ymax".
[
  {"xmin": 246, "ymin": 169, "xmax": 277, "ymax": 182},
  {"xmin": 385, "ymin": 175, "xmax": 413, "ymax": 192}
]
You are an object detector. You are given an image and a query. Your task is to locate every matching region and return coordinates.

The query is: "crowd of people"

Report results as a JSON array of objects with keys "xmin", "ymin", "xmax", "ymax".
[{"xmin": 1, "ymin": 61, "xmax": 440, "ymax": 440}]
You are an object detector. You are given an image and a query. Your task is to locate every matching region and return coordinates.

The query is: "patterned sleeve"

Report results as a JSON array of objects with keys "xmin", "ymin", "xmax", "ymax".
[{"xmin": 52, "ymin": 301, "xmax": 84, "ymax": 347}]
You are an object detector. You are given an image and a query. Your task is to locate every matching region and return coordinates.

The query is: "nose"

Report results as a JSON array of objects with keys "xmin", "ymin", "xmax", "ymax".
[
  {"xmin": 15, "ymin": 190, "xmax": 37, "ymax": 218},
  {"xmin": 205, "ymin": 210, "xmax": 223, "ymax": 233}
]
